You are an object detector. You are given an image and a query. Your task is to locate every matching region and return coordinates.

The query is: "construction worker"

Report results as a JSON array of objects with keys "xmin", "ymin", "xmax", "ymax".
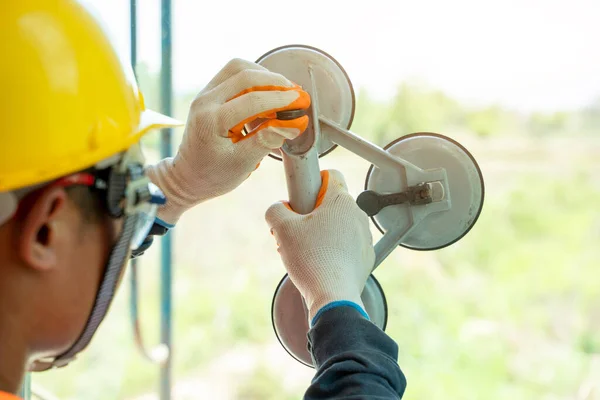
[{"xmin": 0, "ymin": 1, "xmax": 405, "ymax": 399}]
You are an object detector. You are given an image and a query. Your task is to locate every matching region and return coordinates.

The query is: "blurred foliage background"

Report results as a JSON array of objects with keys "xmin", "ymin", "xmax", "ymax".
[{"xmin": 30, "ymin": 0, "xmax": 600, "ymax": 398}]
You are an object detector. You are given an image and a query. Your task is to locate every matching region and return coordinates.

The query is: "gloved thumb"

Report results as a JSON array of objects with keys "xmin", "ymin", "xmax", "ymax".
[
  {"xmin": 313, "ymin": 169, "xmax": 350, "ymax": 209},
  {"xmin": 265, "ymin": 200, "xmax": 298, "ymax": 229},
  {"xmin": 266, "ymin": 169, "xmax": 350, "ymax": 228},
  {"xmin": 256, "ymin": 125, "xmax": 302, "ymax": 150},
  {"xmin": 240, "ymin": 116, "xmax": 307, "ymax": 150},
  {"xmin": 231, "ymin": 124, "xmax": 303, "ymax": 167}
]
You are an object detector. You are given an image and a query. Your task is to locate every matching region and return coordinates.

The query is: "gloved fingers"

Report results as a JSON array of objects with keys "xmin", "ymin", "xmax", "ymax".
[
  {"xmin": 202, "ymin": 58, "xmax": 268, "ymax": 93},
  {"xmin": 314, "ymin": 169, "xmax": 350, "ymax": 209},
  {"xmin": 219, "ymin": 89, "xmax": 310, "ymax": 142},
  {"xmin": 315, "ymin": 170, "xmax": 373, "ymax": 246},
  {"xmin": 213, "ymin": 69, "xmax": 295, "ymax": 103},
  {"xmin": 238, "ymin": 117, "xmax": 308, "ymax": 147}
]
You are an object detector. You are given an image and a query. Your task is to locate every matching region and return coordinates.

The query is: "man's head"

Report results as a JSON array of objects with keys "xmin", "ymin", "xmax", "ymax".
[
  {"xmin": 0, "ymin": 151, "xmax": 176, "ymax": 380},
  {"xmin": 0, "ymin": 0, "xmax": 180, "ymax": 387},
  {"xmin": 0, "ymin": 178, "xmax": 118, "ymax": 363}
]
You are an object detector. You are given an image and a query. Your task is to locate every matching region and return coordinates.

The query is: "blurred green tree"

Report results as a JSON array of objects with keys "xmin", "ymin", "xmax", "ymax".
[
  {"xmin": 528, "ymin": 111, "xmax": 571, "ymax": 137},
  {"xmin": 465, "ymin": 105, "xmax": 523, "ymax": 138},
  {"xmin": 377, "ymin": 83, "xmax": 463, "ymax": 144}
]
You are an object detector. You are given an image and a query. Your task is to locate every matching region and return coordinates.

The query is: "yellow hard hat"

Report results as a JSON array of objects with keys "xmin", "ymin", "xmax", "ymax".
[{"xmin": 0, "ymin": 0, "xmax": 182, "ymax": 192}]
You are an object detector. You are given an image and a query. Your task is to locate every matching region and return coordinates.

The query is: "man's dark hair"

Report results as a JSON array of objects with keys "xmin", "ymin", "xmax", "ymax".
[{"xmin": 65, "ymin": 186, "xmax": 105, "ymax": 224}]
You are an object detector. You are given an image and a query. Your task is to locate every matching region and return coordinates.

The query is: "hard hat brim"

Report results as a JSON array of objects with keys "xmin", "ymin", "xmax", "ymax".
[
  {"xmin": 0, "ymin": 110, "xmax": 183, "ymax": 192},
  {"xmin": 138, "ymin": 109, "xmax": 184, "ymax": 135}
]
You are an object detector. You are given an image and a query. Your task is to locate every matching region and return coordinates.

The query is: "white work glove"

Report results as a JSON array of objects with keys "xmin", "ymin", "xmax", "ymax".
[
  {"xmin": 266, "ymin": 169, "xmax": 376, "ymax": 326},
  {"xmin": 146, "ymin": 58, "xmax": 310, "ymax": 226}
]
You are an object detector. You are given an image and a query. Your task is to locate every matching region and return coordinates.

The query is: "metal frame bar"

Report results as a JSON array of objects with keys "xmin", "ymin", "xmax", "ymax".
[
  {"xmin": 159, "ymin": 1, "xmax": 174, "ymax": 399},
  {"xmin": 18, "ymin": 374, "xmax": 31, "ymax": 399},
  {"xmin": 129, "ymin": 1, "xmax": 173, "ymax": 398}
]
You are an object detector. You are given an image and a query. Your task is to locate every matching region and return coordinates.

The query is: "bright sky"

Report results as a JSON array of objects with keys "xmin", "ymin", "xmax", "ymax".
[{"xmin": 84, "ymin": 0, "xmax": 600, "ymax": 112}]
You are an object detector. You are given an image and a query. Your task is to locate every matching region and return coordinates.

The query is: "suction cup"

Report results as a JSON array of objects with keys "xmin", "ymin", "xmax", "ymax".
[
  {"xmin": 256, "ymin": 45, "xmax": 355, "ymax": 160},
  {"xmin": 272, "ymin": 274, "xmax": 387, "ymax": 367},
  {"xmin": 365, "ymin": 133, "xmax": 484, "ymax": 251}
]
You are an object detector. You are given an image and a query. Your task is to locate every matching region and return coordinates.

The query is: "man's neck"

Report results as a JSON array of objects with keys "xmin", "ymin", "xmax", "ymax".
[
  {"xmin": 0, "ymin": 234, "xmax": 28, "ymax": 394},
  {"xmin": 0, "ymin": 316, "xmax": 28, "ymax": 394},
  {"xmin": 0, "ymin": 355, "xmax": 26, "ymax": 394}
]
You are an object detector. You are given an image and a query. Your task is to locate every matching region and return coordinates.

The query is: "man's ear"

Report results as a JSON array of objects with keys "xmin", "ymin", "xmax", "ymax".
[{"xmin": 18, "ymin": 187, "xmax": 69, "ymax": 271}]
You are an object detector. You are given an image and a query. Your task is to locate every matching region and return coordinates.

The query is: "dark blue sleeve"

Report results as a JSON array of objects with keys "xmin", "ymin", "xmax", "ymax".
[{"xmin": 304, "ymin": 306, "xmax": 406, "ymax": 399}]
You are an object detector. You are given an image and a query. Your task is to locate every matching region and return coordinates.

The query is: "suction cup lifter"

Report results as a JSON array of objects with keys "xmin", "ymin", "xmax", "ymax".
[
  {"xmin": 357, "ymin": 182, "xmax": 445, "ymax": 217},
  {"xmin": 258, "ymin": 44, "xmax": 484, "ymax": 267},
  {"xmin": 259, "ymin": 44, "xmax": 485, "ymax": 368},
  {"xmin": 276, "ymin": 109, "xmax": 307, "ymax": 120}
]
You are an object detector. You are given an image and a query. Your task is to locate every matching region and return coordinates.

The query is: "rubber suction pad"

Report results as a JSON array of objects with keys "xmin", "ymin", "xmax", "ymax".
[
  {"xmin": 256, "ymin": 45, "xmax": 355, "ymax": 160},
  {"xmin": 365, "ymin": 132, "xmax": 485, "ymax": 250},
  {"xmin": 271, "ymin": 274, "xmax": 387, "ymax": 367}
]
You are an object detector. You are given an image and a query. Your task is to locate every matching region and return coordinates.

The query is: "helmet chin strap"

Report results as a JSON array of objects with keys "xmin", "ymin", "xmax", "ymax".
[
  {"xmin": 30, "ymin": 213, "xmax": 138, "ymax": 371},
  {"xmin": 26, "ymin": 146, "xmax": 153, "ymax": 372}
]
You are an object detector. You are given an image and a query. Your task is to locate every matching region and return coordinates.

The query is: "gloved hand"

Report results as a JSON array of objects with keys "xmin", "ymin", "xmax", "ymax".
[
  {"xmin": 146, "ymin": 58, "xmax": 310, "ymax": 226},
  {"xmin": 266, "ymin": 169, "xmax": 376, "ymax": 326}
]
